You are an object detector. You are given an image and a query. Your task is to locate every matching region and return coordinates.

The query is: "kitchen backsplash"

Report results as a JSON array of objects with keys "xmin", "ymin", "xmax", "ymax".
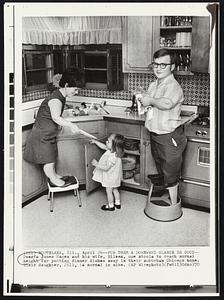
[{"xmin": 22, "ymin": 73, "xmax": 210, "ymax": 106}]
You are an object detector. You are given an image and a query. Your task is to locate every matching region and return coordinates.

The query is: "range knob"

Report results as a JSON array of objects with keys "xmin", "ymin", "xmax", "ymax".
[
  {"xmin": 202, "ymin": 131, "xmax": 207, "ymax": 136},
  {"xmin": 196, "ymin": 130, "xmax": 202, "ymax": 136}
]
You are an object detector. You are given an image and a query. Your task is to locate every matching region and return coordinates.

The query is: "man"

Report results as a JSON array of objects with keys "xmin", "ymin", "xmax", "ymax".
[{"xmin": 137, "ymin": 48, "xmax": 187, "ymax": 205}]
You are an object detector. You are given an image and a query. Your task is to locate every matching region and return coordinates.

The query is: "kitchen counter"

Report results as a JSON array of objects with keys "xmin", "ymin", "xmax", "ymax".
[
  {"xmin": 22, "ymin": 95, "xmax": 197, "ymax": 127},
  {"xmin": 64, "ymin": 110, "xmax": 197, "ymax": 126}
]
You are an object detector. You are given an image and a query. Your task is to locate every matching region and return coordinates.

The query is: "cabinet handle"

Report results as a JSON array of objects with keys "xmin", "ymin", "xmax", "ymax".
[{"xmin": 143, "ymin": 141, "xmax": 150, "ymax": 146}]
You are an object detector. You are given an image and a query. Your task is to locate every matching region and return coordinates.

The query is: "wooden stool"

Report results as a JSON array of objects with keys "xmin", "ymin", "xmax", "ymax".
[
  {"xmin": 47, "ymin": 176, "xmax": 81, "ymax": 212},
  {"xmin": 144, "ymin": 180, "xmax": 182, "ymax": 222}
]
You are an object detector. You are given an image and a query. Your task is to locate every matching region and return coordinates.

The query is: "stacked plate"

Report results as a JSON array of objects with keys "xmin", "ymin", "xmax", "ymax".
[
  {"xmin": 122, "ymin": 157, "xmax": 136, "ymax": 179},
  {"xmin": 124, "ymin": 138, "xmax": 139, "ymax": 151}
]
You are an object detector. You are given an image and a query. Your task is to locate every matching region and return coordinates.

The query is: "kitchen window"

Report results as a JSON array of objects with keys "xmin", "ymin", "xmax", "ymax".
[
  {"xmin": 23, "ymin": 44, "xmax": 123, "ymax": 94},
  {"xmin": 55, "ymin": 44, "xmax": 123, "ymax": 91},
  {"xmin": 23, "ymin": 45, "xmax": 54, "ymax": 93}
]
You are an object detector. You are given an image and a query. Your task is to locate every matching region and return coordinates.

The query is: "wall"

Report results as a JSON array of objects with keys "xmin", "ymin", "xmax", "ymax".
[{"xmin": 22, "ymin": 73, "xmax": 210, "ymax": 107}]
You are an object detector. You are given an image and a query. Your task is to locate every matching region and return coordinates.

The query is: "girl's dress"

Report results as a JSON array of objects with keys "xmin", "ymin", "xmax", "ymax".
[
  {"xmin": 23, "ymin": 90, "xmax": 66, "ymax": 164},
  {"xmin": 92, "ymin": 150, "xmax": 123, "ymax": 188}
]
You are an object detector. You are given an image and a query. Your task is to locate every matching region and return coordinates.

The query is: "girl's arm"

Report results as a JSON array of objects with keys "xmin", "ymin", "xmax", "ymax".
[
  {"xmin": 48, "ymin": 99, "xmax": 80, "ymax": 133},
  {"xmin": 91, "ymin": 140, "xmax": 107, "ymax": 150}
]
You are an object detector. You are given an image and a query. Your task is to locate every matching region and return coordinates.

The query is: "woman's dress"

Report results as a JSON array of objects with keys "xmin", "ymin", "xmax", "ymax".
[{"xmin": 23, "ymin": 90, "xmax": 66, "ymax": 164}]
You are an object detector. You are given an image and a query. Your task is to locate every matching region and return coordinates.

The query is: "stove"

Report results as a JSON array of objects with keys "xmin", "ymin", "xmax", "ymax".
[
  {"xmin": 181, "ymin": 113, "xmax": 210, "ymax": 209},
  {"xmin": 191, "ymin": 115, "xmax": 210, "ymax": 127},
  {"xmin": 185, "ymin": 115, "xmax": 210, "ymax": 139}
]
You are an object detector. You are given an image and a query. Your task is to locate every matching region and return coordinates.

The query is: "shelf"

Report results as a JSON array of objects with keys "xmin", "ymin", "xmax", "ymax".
[
  {"xmin": 174, "ymin": 70, "xmax": 193, "ymax": 76},
  {"xmin": 84, "ymin": 68, "xmax": 107, "ymax": 71},
  {"xmin": 26, "ymin": 67, "xmax": 52, "ymax": 72},
  {"xmin": 122, "ymin": 178, "xmax": 140, "ymax": 186},
  {"xmin": 160, "ymin": 47, "xmax": 191, "ymax": 50},
  {"xmin": 160, "ymin": 26, "xmax": 192, "ymax": 30},
  {"xmin": 124, "ymin": 149, "xmax": 140, "ymax": 156},
  {"xmin": 159, "ymin": 17, "xmax": 193, "ymax": 76}
]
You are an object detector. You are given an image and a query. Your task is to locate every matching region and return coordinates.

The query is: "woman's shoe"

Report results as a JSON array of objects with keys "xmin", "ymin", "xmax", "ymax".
[
  {"xmin": 101, "ymin": 205, "xmax": 115, "ymax": 211},
  {"xmin": 61, "ymin": 176, "xmax": 70, "ymax": 181},
  {"xmin": 60, "ymin": 176, "xmax": 77, "ymax": 184},
  {"xmin": 114, "ymin": 204, "xmax": 121, "ymax": 209},
  {"xmin": 48, "ymin": 178, "xmax": 72, "ymax": 188}
]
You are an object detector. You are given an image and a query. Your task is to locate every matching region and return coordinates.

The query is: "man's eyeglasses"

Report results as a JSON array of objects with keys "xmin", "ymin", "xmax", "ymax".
[{"xmin": 149, "ymin": 62, "xmax": 173, "ymax": 69}]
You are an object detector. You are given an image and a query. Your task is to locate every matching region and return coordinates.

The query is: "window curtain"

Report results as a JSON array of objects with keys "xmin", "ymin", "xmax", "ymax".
[{"xmin": 22, "ymin": 16, "xmax": 123, "ymax": 45}]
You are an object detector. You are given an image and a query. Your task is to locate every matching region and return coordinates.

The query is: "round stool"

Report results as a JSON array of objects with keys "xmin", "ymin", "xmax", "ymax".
[{"xmin": 144, "ymin": 179, "xmax": 182, "ymax": 222}]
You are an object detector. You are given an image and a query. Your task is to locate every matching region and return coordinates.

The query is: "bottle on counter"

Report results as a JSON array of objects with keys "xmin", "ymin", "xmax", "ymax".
[
  {"xmin": 160, "ymin": 16, "xmax": 166, "ymax": 27},
  {"xmin": 131, "ymin": 95, "xmax": 138, "ymax": 112}
]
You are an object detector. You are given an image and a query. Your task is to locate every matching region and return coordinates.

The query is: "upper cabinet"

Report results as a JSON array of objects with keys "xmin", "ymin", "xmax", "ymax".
[
  {"xmin": 191, "ymin": 17, "xmax": 210, "ymax": 73},
  {"xmin": 122, "ymin": 16, "xmax": 160, "ymax": 73},
  {"xmin": 123, "ymin": 16, "xmax": 210, "ymax": 74},
  {"xmin": 159, "ymin": 16, "xmax": 210, "ymax": 74}
]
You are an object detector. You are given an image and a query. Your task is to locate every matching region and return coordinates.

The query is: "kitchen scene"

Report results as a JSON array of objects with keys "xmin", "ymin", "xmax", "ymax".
[{"xmin": 21, "ymin": 15, "xmax": 211, "ymax": 247}]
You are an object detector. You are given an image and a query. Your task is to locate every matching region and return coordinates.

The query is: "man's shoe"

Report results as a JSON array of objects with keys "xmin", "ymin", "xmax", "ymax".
[
  {"xmin": 147, "ymin": 174, "xmax": 164, "ymax": 186},
  {"xmin": 114, "ymin": 204, "xmax": 121, "ymax": 209}
]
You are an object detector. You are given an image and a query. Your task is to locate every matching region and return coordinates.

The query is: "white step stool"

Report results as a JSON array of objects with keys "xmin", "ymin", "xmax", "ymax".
[
  {"xmin": 47, "ymin": 176, "xmax": 82, "ymax": 212},
  {"xmin": 144, "ymin": 180, "xmax": 182, "ymax": 222}
]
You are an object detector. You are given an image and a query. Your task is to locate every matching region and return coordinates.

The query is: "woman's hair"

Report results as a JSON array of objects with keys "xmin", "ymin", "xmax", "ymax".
[
  {"xmin": 153, "ymin": 48, "xmax": 177, "ymax": 65},
  {"xmin": 59, "ymin": 67, "xmax": 85, "ymax": 88},
  {"xmin": 111, "ymin": 134, "xmax": 125, "ymax": 158}
]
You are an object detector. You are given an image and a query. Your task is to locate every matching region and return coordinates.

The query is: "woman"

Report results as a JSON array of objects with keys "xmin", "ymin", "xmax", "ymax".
[{"xmin": 23, "ymin": 68, "xmax": 84, "ymax": 187}]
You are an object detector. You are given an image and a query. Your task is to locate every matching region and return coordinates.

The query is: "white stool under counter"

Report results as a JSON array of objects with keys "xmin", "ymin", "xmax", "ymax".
[{"xmin": 47, "ymin": 176, "xmax": 81, "ymax": 212}]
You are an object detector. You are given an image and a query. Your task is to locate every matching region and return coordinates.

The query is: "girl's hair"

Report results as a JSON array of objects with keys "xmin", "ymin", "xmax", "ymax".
[
  {"xmin": 59, "ymin": 67, "xmax": 85, "ymax": 88},
  {"xmin": 110, "ymin": 134, "xmax": 125, "ymax": 158}
]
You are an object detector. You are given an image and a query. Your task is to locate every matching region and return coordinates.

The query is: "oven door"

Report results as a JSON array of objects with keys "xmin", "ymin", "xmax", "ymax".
[
  {"xmin": 180, "ymin": 179, "xmax": 210, "ymax": 209},
  {"xmin": 181, "ymin": 137, "xmax": 210, "ymax": 209},
  {"xmin": 181, "ymin": 138, "xmax": 210, "ymax": 182}
]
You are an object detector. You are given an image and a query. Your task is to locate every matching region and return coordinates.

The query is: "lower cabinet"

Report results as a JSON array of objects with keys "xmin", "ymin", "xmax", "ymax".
[
  {"xmin": 57, "ymin": 135, "xmax": 91, "ymax": 184},
  {"xmin": 22, "ymin": 118, "xmax": 157, "ymax": 201},
  {"xmin": 105, "ymin": 120, "xmax": 158, "ymax": 191},
  {"xmin": 22, "ymin": 127, "xmax": 47, "ymax": 204}
]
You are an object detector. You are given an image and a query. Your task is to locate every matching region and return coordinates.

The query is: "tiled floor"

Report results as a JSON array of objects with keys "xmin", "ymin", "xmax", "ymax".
[{"xmin": 22, "ymin": 189, "xmax": 210, "ymax": 247}]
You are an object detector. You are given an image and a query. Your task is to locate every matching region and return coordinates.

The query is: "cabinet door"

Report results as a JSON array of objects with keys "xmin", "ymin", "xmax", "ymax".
[
  {"xmin": 122, "ymin": 16, "xmax": 160, "ymax": 73},
  {"xmin": 22, "ymin": 147, "xmax": 47, "ymax": 203},
  {"xmin": 142, "ymin": 140, "xmax": 158, "ymax": 185},
  {"xmin": 191, "ymin": 17, "xmax": 210, "ymax": 73},
  {"xmin": 56, "ymin": 136, "xmax": 89, "ymax": 184},
  {"xmin": 85, "ymin": 137, "xmax": 107, "ymax": 194},
  {"xmin": 56, "ymin": 120, "xmax": 106, "ymax": 185}
]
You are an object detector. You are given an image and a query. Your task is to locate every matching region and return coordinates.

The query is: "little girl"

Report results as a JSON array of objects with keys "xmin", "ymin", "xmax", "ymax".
[{"xmin": 91, "ymin": 134, "xmax": 124, "ymax": 211}]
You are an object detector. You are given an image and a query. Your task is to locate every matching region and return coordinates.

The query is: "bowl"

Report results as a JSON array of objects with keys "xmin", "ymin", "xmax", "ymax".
[
  {"xmin": 123, "ymin": 170, "xmax": 134, "ymax": 179},
  {"xmin": 122, "ymin": 157, "xmax": 136, "ymax": 171}
]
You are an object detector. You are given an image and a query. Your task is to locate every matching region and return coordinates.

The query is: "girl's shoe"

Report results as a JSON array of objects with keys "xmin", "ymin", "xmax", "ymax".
[
  {"xmin": 114, "ymin": 204, "xmax": 121, "ymax": 209},
  {"xmin": 101, "ymin": 205, "xmax": 115, "ymax": 211}
]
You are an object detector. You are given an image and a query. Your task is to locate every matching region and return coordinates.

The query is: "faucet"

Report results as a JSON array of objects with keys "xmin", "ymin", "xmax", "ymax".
[{"xmin": 98, "ymin": 101, "xmax": 110, "ymax": 114}]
